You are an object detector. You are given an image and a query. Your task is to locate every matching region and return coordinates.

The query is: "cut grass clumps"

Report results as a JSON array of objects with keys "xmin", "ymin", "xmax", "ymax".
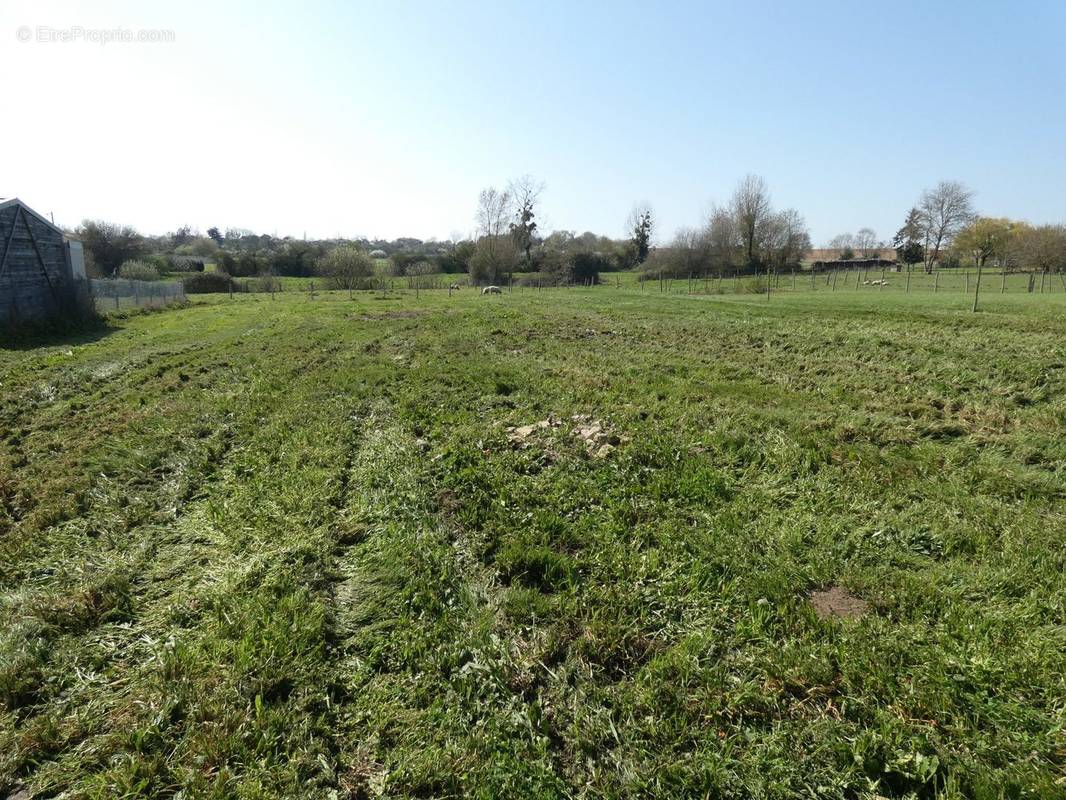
[{"xmin": 1, "ymin": 286, "xmax": 1064, "ymax": 796}]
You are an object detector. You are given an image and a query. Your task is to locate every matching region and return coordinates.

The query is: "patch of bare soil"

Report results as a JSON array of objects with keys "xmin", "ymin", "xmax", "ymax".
[{"xmin": 809, "ymin": 586, "xmax": 869, "ymax": 620}]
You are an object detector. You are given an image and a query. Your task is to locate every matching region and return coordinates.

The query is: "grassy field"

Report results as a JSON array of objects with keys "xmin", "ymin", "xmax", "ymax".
[{"xmin": 1, "ymin": 287, "xmax": 1064, "ymax": 799}]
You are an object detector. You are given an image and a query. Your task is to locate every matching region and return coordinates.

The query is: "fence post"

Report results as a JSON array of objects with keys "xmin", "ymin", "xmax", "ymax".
[{"xmin": 965, "ymin": 271, "xmax": 970, "ymax": 293}]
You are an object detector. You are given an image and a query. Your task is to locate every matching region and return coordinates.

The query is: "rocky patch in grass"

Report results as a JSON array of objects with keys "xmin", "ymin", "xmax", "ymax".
[
  {"xmin": 570, "ymin": 414, "xmax": 629, "ymax": 458},
  {"xmin": 506, "ymin": 414, "xmax": 630, "ymax": 459}
]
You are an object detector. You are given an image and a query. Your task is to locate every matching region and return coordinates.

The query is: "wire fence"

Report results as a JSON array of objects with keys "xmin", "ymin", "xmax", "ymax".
[
  {"xmin": 640, "ymin": 268, "xmax": 1066, "ymax": 297},
  {"xmin": 90, "ymin": 279, "xmax": 186, "ymax": 313}
]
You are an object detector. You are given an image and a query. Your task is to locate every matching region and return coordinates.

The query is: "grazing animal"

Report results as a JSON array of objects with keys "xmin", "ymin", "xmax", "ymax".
[
  {"xmin": 482, "ymin": 285, "xmax": 502, "ymax": 295},
  {"xmin": 449, "ymin": 283, "xmax": 461, "ymax": 291}
]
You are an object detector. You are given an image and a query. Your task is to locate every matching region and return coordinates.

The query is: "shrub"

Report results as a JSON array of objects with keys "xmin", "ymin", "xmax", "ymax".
[
  {"xmin": 517, "ymin": 271, "xmax": 554, "ymax": 287},
  {"xmin": 183, "ymin": 271, "xmax": 237, "ymax": 294},
  {"xmin": 118, "ymin": 260, "xmax": 161, "ymax": 281},
  {"xmin": 571, "ymin": 251, "xmax": 609, "ymax": 284},
  {"xmin": 316, "ymin": 247, "xmax": 373, "ymax": 293},
  {"xmin": 167, "ymin": 255, "xmax": 206, "ymax": 273},
  {"xmin": 251, "ymin": 275, "xmax": 281, "ymax": 293}
]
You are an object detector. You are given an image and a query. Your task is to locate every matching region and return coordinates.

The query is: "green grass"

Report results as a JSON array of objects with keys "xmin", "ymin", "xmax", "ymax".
[{"xmin": 1, "ymin": 286, "xmax": 1064, "ymax": 798}]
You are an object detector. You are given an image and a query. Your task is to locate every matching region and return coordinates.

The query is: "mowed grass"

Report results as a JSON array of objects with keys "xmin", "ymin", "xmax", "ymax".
[{"xmin": 1, "ymin": 286, "xmax": 1064, "ymax": 799}]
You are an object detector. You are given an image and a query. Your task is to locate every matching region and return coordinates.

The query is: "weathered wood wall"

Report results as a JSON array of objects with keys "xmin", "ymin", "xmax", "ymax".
[{"xmin": 0, "ymin": 203, "xmax": 78, "ymax": 323}]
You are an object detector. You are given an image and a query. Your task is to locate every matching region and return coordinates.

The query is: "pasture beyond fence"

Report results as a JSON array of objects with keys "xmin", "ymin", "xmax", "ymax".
[
  {"xmin": 91, "ymin": 278, "xmax": 186, "ymax": 313},
  {"xmin": 182, "ymin": 267, "xmax": 1066, "ymax": 312},
  {"xmin": 638, "ymin": 267, "xmax": 1065, "ymax": 301}
]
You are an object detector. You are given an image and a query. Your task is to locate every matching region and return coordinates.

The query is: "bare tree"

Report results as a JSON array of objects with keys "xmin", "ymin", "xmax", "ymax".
[
  {"xmin": 626, "ymin": 203, "xmax": 653, "ymax": 265},
  {"xmin": 1012, "ymin": 224, "xmax": 1066, "ymax": 274},
  {"xmin": 476, "ymin": 187, "xmax": 512, "ymax": 240},
  {"xmin": 765, "ymin": 209, "xmax": 811, "ymax": 270},
  {"xmin": 731, "ymin": 175, "xmax": 772, "ymax": 269},
  {"xmin": 855, "ymin": 227, "xmax": 878, "ymax": 258},
  {"xmin": 471, "ymin": 187, "xmax": 516, "ymax": 285},
  {"xmin": 508, "ymin": 176, "xmax": 543, "ymax": 269},
  {"xmin": 918, "ymin": 180, "xmax": 976, "ymax": 272},
  {"xmin": 705, "ymin": 206, "xmax": 740, "ymax": 273},
  {"xmin": 665, "ymin": 227, "xmax": 713, "ymax": 278},
  {"xmin": 828, "ymin": 233, "xmax": 854, "ymax": 249}
]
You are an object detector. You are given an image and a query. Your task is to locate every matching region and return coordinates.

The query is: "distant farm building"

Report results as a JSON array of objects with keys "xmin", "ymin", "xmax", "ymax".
[
  {"xmin": 810, "ymin": 258, "xmax": 898, "ymax": 271},
  {"xmin": 0, "ymin": 198, "xmax": 90, "ymax": 324},
  {"xmin": 808, "ymin": 247, "xmax": 895, "ymax": 262}
]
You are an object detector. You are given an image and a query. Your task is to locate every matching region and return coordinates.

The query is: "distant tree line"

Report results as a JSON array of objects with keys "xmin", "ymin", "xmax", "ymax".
[
  {"xmin": 888, "ymin": 181, "xmax": 1066, "ymax": 275},
  {"xmin": 69, "ymin": 175, "xmax": 1066, "ymax": 288}
]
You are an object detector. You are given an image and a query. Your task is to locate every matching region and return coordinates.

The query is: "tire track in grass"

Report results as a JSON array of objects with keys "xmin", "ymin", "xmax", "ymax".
[
  {"xmin": 43, "ymin": 355, "xmax": 376, "ymax": 798},
  {"xmin": 327, "ymin": 407, "xmax": 570, "ymax": 798},
  {"xmin": 1, "ymin": 317, "xmax": 362, "ymax": 797},
  {"xmin": 0, "ymin": 334, "xmax": 263, "ymax": 545},
  {"xmin": 0, "ymin": 399, "xmax": 250, "ymax": 794}
]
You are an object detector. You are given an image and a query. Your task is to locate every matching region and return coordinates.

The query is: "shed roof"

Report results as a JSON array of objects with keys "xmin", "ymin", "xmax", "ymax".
[{"xmin": 0, "ymin": 198, "xmax": 66, "ymax": 238}]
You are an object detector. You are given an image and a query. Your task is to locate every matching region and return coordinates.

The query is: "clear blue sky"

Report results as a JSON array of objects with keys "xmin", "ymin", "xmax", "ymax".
[{"xmin": 3, "ymin": 0, "xmax": 1065, "ymax": 245}]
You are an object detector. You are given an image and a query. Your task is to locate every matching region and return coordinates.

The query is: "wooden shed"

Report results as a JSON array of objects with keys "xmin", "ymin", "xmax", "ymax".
[{"xmin": 0, "ymin": 198, "xmax": 89, "ymax": 324}]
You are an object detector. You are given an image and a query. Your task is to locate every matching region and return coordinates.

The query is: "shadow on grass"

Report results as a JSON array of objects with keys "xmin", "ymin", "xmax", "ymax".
[{"xmin": 0, "ymin": 314, "xmax": 117, "ymax": 351}]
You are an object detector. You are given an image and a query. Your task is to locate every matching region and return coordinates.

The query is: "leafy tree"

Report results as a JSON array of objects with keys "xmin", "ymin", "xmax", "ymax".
[
  {"xmin": 172, "ymin": 225, "xmax": 193, "ymax": 248},
  {"xmin": 893, "ymin": 208, "xmax": 925, "ymax": 267},
  {"xmin": 437, "ymin": 240, "xmax": 476, "ymax": 274},
  {"xmin": 75, "ymin": 220, "xmax": 145, "ymax": 277},
  {"xmin": 175, "ymin": 237, "xmax": 219, "ymax": 258},
  {"xmin": 207, "ymin": 226, "xmax": 224, "ymax": 248},
  {"xmin": 953, "ymin": 218, "xmax": 1017, "ymax": 267}
]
